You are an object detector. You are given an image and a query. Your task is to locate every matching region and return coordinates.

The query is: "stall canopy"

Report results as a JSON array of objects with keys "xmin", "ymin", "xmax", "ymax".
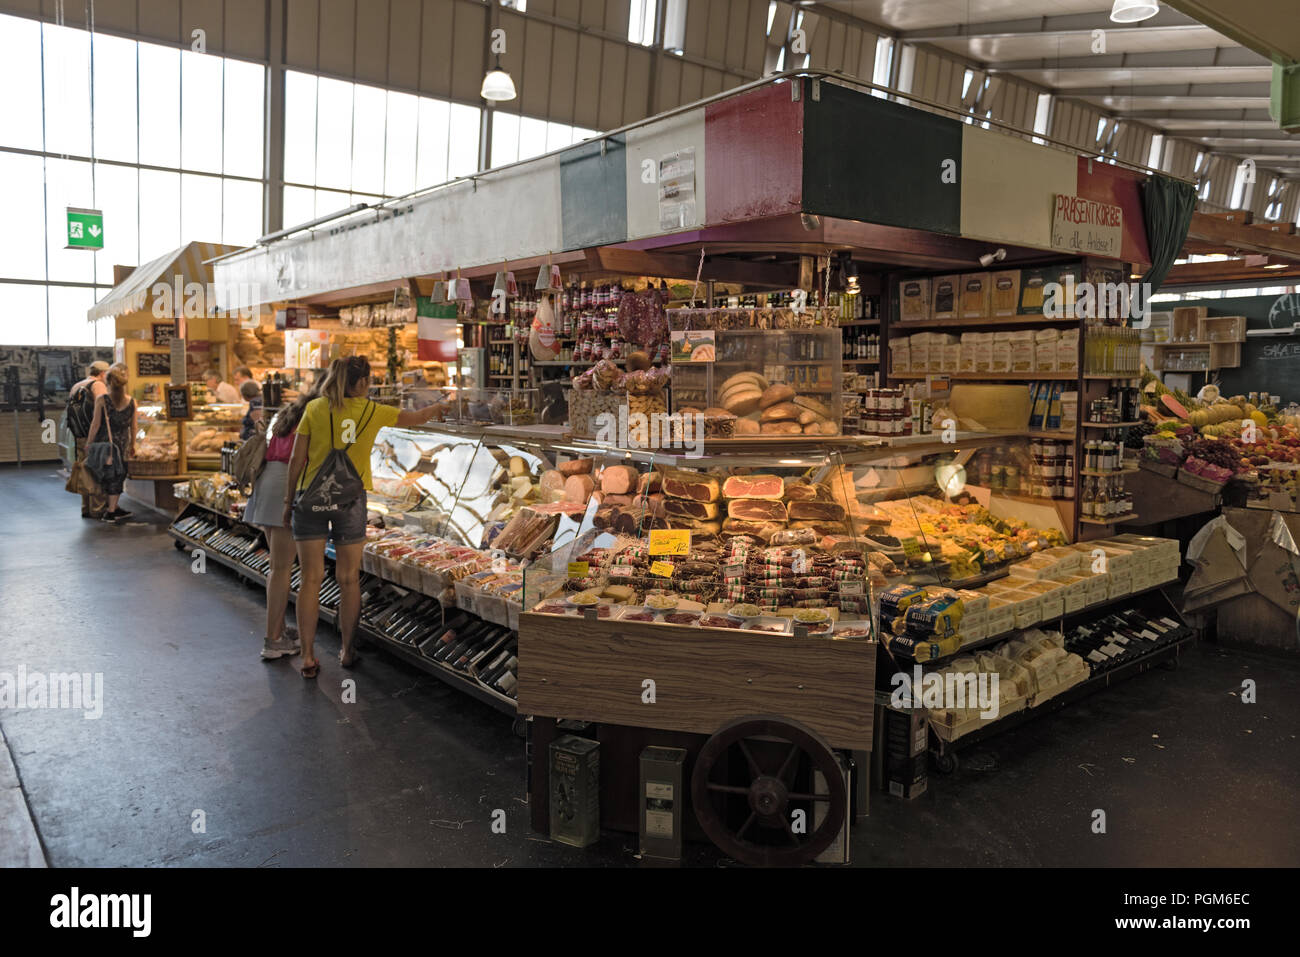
[{"xmin": 87, "ymin": 241, "xmax": 238, "ymax": 322}]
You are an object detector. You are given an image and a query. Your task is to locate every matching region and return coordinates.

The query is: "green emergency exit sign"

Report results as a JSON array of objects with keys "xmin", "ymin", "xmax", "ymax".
[{"xmin": 66, "ymin": 207, "xmax": 104, "ymax": 249}]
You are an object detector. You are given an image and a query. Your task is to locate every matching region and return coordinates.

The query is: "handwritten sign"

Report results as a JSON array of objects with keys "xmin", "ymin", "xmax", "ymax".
[
  {"xmin": 165, "ymin": 385, "xmax": 192, "ymax": 421},
  {"xmin": 1051, "ymin": 194, "xmax": 1122, "ymax": 257},
  {"xmin": 649, "ymin": 561, "xmax": 675, "ymax": 578},
  {"xmin": 152, "ymin": 322, "xmax": 176, "ymax": 347},
  {"xmin": 1259, "ymin": 342, "xmax": 1300, "ymax": 362},
  {"xmin": 648, "ymin": 529, "xmax": 691, "ymax": 556},
  {"xmin": 566, "ymin": 561, "xmax": 590, "ymax": 579},
  {"xmin": 136, "ymin": 351, "xmax": 171, "ymax": 377}
]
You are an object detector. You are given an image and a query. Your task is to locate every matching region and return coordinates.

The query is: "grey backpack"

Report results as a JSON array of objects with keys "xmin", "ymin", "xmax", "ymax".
[{"xmin": 296, "ymin": 402, "xmax": 376, "ymax": 516}]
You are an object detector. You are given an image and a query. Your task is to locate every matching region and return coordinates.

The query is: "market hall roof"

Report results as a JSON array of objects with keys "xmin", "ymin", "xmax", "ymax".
[
  {"xmin": 211, "ymin": 71, "xmax": 1157, "ymax": 310},
  {"xmin": 87, "ymin": 241, "xmax": 240, "ymax": 322}
]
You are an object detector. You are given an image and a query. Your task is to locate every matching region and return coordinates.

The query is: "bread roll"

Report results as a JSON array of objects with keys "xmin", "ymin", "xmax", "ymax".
[
  {"xmin": 734, "ymin": 418, "xmax": 761, "ymax": 435},
  {"xmin": 759, "ymin": 383, "xmax": 796, "ymax": 409},
  {"xmin": 760, "ymin": 402, "xmax": 801, "ymax": 423},
  {"xmin": 761, "ymin": 420, "xmax": 803, "ymax": 435}
]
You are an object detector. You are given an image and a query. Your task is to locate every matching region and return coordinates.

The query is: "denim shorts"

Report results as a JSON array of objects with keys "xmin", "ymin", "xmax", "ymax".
[{"xmin": 291, "ymin": 490, "xmax": 368, "ymax": 546}]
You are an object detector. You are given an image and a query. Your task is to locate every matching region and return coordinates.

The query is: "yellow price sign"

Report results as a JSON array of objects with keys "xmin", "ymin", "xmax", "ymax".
[
  {"xmin": 567, "ymin": 561, "xmax": 590, "ymax": 578},
  {"xmin": 649, "ymin": 561, "xmax": 675, "ymax": 578},
  {"xmin": 648, "ymin": 529, "xmax": 691, "ymax": 556}
]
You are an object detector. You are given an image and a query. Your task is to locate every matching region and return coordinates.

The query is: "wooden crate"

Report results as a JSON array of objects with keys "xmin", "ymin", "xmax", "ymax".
[
  {"xmin": 1199, "ymin": 315, "xmax": 1246, "ymax": 343},
  {"xmin": 1171, "ymin": 306, "xmax": 1206, "ymax": 342},
  {"xmin": 1210, "ymin": 341, "xmax": 1242, "ymax": 369},
  {"xmin": 517, "ymin": 612, "xmax": 875, "ymax": 751}
]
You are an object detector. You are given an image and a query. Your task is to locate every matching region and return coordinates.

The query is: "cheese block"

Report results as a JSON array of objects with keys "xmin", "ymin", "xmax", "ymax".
[
  {"xmin": 662, "ymin": 469, "xmax": 721, "ymax": 502},
  {"xmin": 721, "ymin": 474, "xmax": 784, "ymax": 500},
  {"xmin": 727, "ymin": 499, "xmax": 789, "ymax": 522},
  {"xmin": 759, "ymin": 383, "xmax": 796, "ymax": 409},
  {"xmin": 508, "ymin": 456, "xmax": 528, "ymax": 477},
  {"xmin": 721, "ymin": 518, "xmax": 781, "ymax": 542},
  {"xmin": 602, "ymin": 584, "xmax": 635, "ymax": 602},
  {"xmin": 563, "ymin": 473, "xmax": 596, "ymax": 502},
  {"xmin": 664, "ymin": 498, "xmax": 720, "ymax": 520},
  {"xmin": 787, "ymin": 501, "xmax": 846, "ymax": 522},
  {"xmin": 760, "ymin": 401, "xmax": 801, "ymax": 423},
  {"xmin": 761, "ymin": 420, "xmax": 803, "ymax": 435}
]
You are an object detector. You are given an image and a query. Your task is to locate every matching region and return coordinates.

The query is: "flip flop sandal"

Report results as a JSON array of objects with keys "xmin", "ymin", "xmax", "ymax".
[{"xmin": 301, "ymin": 659, "xmax": 320, "ymax": 679}]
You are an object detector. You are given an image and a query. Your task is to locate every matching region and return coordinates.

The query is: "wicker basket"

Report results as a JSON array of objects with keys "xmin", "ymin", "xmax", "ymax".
[{"xmin": 127, "ymin": 458, "xmax": 179, "ymax": 477}]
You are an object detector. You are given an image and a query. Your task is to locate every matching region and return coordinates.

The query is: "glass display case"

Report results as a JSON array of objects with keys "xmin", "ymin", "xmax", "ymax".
[
  {"xmin": 668, "ymin": 308, "xmax": 843, "ymax": 435},
  {"xmin": 133, "ymin": 402, "xmax": 246, "ymax": 470}
]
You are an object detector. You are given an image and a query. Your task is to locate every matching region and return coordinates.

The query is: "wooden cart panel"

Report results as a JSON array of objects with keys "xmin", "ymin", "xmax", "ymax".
[{"xmin": 518, "ymin": 613, "xmax": 875, "ymax": 751}]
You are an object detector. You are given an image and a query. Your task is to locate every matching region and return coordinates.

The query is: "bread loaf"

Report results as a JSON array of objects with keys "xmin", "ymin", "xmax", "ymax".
[
  {"xmin": 761, "ymin": 420, "xmax": 803, "ymax": 435},
  {"xmin": 720, "ymin": 371, "xmax": 769, "ymax": 394},
  {"xmin": 793, "ymin": 395, "xmax": 831, "ymax": 418},
  {"xmin": 760, "ymin": 401, "xmax": 801, "ymax": 423},
  {"xmin": 759, "ymin": 383, "xmax": 795, "ymax": 409},
  {"xmin": 734, "ymin": 418, "xmax": 761, "ymax": 435},
  {"xmin": 722, "ymin": 474, "xmax": 784, "ymax": 500},
  {"xmin": 727, "ymin": 499, "xmax": 789, "ymax": 522},
  {"xmin": 722, "ymin": 388, "xmax": 762, "ymax": 416}
]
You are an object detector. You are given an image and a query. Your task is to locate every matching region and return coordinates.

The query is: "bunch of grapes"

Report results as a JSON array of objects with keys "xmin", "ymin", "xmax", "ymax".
[
  {"xmin": 1125, "ymin": 422, "xmax": 1154, "ymax": 450},
  {"xmin": 1185, "ymin": 438, "xmax": 1241, "ymax": 470}
]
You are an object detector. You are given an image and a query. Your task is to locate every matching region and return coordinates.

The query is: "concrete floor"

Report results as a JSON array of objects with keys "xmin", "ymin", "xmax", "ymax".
[{"xmin": 2, "ymin": 465, "xmax": 1297, "ymax": 867}]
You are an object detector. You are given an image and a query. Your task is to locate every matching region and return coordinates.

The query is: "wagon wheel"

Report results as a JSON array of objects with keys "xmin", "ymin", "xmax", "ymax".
[{"xmin": 691, "ymin": 715, "xmax": 847, "ymax": 868}]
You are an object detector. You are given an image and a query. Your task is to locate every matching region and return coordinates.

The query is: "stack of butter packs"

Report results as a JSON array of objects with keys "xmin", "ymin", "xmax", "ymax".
[{"xmin": 878, "ymin": 584, "xmax": 991, "ymax": 663}]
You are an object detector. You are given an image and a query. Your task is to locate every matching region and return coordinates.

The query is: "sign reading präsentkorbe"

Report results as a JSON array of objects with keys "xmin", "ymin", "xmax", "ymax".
[{"xmin": 1051, "ymin": 194, "xmax": 1122, "ymax": 257}]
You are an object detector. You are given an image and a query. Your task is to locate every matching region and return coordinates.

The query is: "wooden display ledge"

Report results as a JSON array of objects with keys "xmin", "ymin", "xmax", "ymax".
[
  {"xmin": 1127, "ymin": 466, "xmax": 1221, "ymax": 525},
  {"xmin": 123, "ymin": 475, "xmax": 191, "ymax": 514},
  {"xmin": 517, "ymin": 612, "xmax": 874, "ymax": 751}
]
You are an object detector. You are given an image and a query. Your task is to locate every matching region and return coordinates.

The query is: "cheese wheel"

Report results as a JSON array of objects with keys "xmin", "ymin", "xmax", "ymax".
[
  {"xmin": 538, "ymin": 469, "xmax": 566, "ymax": 501},
  {"xmin": 759, "ymin": 384, "xmax": 796, "ymax": 409},
  {"xmin": 563, "ymin": 473, "xmax": 596, "ymax": 502}
]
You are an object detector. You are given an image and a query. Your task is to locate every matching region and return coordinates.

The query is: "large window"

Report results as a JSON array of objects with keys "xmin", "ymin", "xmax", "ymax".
[
  {"xmin": 0, "ymin": 13, "xmax": 265, "ymax": 345},
  {"xmin": 282, "ymin": 70, "xmax": 484, "ymax": 228}
]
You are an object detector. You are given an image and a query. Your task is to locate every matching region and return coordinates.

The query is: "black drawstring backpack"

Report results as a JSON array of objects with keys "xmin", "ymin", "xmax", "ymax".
[{"xmin": 296, "ymin": 401, "xmax": 376, "ymax": 516}]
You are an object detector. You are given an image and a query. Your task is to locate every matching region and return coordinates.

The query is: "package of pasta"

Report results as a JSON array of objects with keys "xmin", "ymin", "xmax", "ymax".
[
  {"xmin": 901, "ymin": 593, "xmax": 965, "ymax": 638},
  {"xmin": 880, "ymin": 584, "xmax": 929, "ymax": 619},
  {"xmin": 889, "ymin": 633, "xmax": 961, "ymax": 663}
]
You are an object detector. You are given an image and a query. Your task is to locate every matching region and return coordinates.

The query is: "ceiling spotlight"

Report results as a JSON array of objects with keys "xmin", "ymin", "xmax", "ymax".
[
  {"xmin": 978, "ymin": 248, "xmax": 1007, "ymax": 268},
  {"xmin": 480, "ymin": 57, "xmax": 516, "ymax": 101},
  {"xmin": 1110, "ymin": 0, "xmax": 1159, "ymax": 23}
]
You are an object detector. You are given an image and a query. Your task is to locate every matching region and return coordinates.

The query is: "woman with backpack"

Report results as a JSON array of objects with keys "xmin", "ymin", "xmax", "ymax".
[
  {"xmin": 84, "ymin": 363, "xmax": 136, "ymax": 523},
  {"xmin": 68, "ymin": 361, "xmax": 110, "ymax": 518},
  {"xmin": 243, "ymin": 385, "xmax": 319, "ymax": 662},
  {"xmin": 283, "ymin": 356, "xmax": 438, "ymax": 678}
]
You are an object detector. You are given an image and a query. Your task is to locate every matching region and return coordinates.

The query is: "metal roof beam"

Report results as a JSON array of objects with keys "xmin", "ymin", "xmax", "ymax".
[
  {"xmin": 988, "ymin": 47, "xmax": 1267, "ymax": 72},
  {"xmin": 1068, "ymin": 81, "xmax": 1271, "ymax": 97},
  {"xmin": 1123, "ymin": 109, "xmax": 1274, "ymax": 122},
  {"xmin": 895, "ymin": 7, "xmax": 1201, "ymax": 42}
]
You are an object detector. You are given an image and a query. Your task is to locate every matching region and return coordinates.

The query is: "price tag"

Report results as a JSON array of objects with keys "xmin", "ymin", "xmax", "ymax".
[
  {"xmin": 610, "ymin": 564, "xmax": 633, "ymax": 577},
  {"xmin": 840, "ymin": 581, "xmax": 863, "ymax": 596},
  {"xmin": 723, "ymin": 563, "xmax": 744, "ymax": 579},
  {"xmin": 649, "ymin": 561, "xmax": 675, "ymax": 578},
  {"xmin": 648, "ymin": 529, "xmax": 691, "ymax": 556},
  {"xmin": 567, "ymin": 561, "xmax": 590, "ymax": 578},
  {"xmin": 900, "ymin": 537, "xmax": 923, "ymax": 559}
]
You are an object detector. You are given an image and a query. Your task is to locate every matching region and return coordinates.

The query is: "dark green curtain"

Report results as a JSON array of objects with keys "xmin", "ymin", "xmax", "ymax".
[{"xmin": 1140, "ymin": 174, "xmax": 1197, "ymax": 292}]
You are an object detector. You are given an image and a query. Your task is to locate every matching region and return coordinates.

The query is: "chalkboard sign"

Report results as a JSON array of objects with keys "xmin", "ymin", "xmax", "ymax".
[
  {"xmin": 1196, "ymin": 293, "xmax": 1300, "ymax": 404},
  {"xmin": 136, "ymin": 351, "xmax": 171, "ymax": 377},
  {"xmin": 152, "ymin": 322, "xmax": 176, "ymax": 347},
  {"xmin": 166, "ymin": 384, "xmax": 192, "ymax": 421}
]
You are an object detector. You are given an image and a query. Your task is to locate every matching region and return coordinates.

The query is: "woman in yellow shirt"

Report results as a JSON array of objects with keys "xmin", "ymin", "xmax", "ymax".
[{"xmin": 283, "ymin": 356, "xmax": 438, "ymax": 678}]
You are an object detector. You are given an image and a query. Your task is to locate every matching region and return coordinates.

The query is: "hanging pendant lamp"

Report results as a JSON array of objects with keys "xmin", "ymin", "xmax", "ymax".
[
  {"xmin": 1110, "ymin": 0, "xmax": 1159, "ymax": 23},
  {"xmin": 481, "ymin": 56, "xmax": 517, "ymax": 102}
]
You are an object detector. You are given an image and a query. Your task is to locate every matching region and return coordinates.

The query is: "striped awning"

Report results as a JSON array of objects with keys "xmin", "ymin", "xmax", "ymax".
[{"xmin": 87, "ymin": 241, "xmax": 239, "ymax": 321}]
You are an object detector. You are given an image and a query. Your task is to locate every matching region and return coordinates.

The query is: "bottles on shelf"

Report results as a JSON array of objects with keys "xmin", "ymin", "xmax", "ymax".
[
  {"xmin": 1083, "ymin": 323, "xmax": 1141, "ymax": 376},
  {"xmin": 841, "ymin": 329, "xmax": 879, "ymax": 362},
  {"xmin": 1081, "ymin": 473, "xmax": 1134, "ymax": 521}
]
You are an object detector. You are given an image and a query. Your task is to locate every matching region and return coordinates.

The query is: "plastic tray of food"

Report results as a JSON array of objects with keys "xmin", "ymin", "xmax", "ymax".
[{"xmin": 741, "ymin": 615, "xmax": 794, "ymax": 635}]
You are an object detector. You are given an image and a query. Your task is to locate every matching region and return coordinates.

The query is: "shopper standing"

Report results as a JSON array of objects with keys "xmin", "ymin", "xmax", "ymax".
[
  {"xmin": 244, "ymin": 386, "xmax": 320, "ymax": 661},
  {"xmin": 232, "ymin": 365, "xmax": 254, "ymax": 390},
  {"xmin": 283, "ymin": 356, "xmax": 437, "ymax": 678},
  {"xmin": 68, "ymin": 360, "xmax": 110, "ymax": 518},
  {"xmin": 84, "ymin": 363, "xmax": 137, "ymax": 523},
  {"xmin": 239, "ymin": 379, "xmax": 264, "ymax": 441},
  {"xmin": 205, "ymin": 369, "xmax": 240, "ymax": 404}
]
